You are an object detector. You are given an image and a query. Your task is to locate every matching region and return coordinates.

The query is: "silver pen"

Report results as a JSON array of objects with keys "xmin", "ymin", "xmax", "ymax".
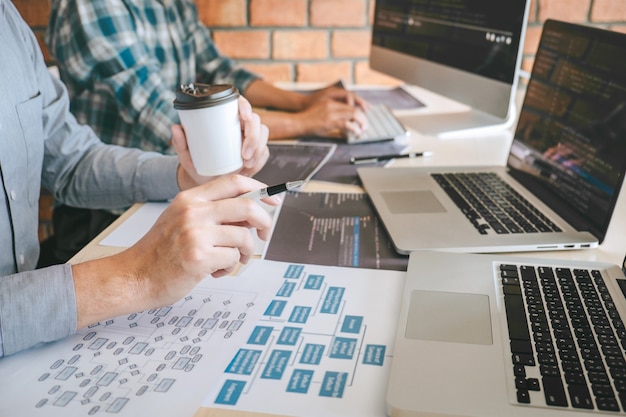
[{"xmin": 239, "ymin": 180, "xmax": 306, "ymax": 200}]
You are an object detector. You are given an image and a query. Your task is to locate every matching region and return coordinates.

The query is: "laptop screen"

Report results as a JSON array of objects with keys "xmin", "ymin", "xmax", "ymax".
[{"xmin": 507, "ymin": 20, "xmax": 626, "ymax": 242}]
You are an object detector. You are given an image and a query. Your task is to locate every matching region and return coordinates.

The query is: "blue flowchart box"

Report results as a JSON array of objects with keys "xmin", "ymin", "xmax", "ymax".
[
  {"xmin": 320, "ymin": 287, "xmax": 344, "ymax": 314},
  {"xmin": 215, "ymin": 379, "xmax": 245, "ymax": 405},
  {"xmin": 288, "ymin": 306, "xmax": 311, "ymax": 323},
  {"xmin": 363, "ymin": 344, "xmax": 386, "ymax": 366},
  {"xmin": 286, "ymin": 369, "xmax": 314, "ymax": 394},
  {"xmin": 225, "ymin": 348, "xmax": 261, "ymax": 375},
  {"xmin": 304, "ymin": 274, "xmax": 324, "ymax": 289},
  {"xmin": 247, "ymin": 325, "xmax": 273, "ymax": 345},
  {"xmin": 264, "ymin": 300, "xmax": 287, "ymax": 317},
  {"xmin": 276, "ymin": 281, "xmax": 296, "ymax": 297},
  {"xmin": 277, "ymin": 327, "xmax": 301, "ymax": 345},
  {"xmin": 319, "ymin": 371, "xmax": 348, "ymax": 398},
  {"xmin": 341, "ymin": 315, "xmax": 363, "ymax": 334},
  {"xmin": 300, "ymin": 343, "xmax": 325, "ymax": 365},
  {"xmin": 261, "ymin": 350, "xmax": 292, "ymax": 380},
  {"xmin": 284, "ymin": 265, "xmax": 304, "ymax": 279},
  {"xmin": 329, "ymin": 337, "xmax": 357, "ymax": 359}
]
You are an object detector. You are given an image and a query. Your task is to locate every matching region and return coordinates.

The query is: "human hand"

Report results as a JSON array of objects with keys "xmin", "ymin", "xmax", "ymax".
[
  {"xmin": 304, "ymin": 85, "xmax": 370, "ymax": 112},
  {"xmin": 73, "ymin": 175, "xmax": 281, "ymax": 329},
  {"xmin": 237, "ymin": 96, "xmax": 270, "ymax": 177},
  {"xmin": 293, "ymin": 85, "xmax": 370, "ymax": 138},
  {"xmin": 294, "ymin": 96, "xmax": 369, "ymax": 138},
  {"xmin": 171, "ymin": 96, "xmax": 269, "ymax": 189}
]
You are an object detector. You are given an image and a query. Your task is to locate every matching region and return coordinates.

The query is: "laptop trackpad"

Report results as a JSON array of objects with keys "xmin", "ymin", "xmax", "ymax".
[
  {"xmin": 405, "ymin": 290, "xmax": 493, "ymax": 345},
  {"xmin": 381, "ymin": 191, "xmax": 446, "ymax": 214}
]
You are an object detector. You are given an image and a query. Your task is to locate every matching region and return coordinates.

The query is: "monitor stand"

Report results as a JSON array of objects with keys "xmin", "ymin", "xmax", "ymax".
[{"xmin": 397, "ymin": 104, "xmax": 517, "ymax": 139}]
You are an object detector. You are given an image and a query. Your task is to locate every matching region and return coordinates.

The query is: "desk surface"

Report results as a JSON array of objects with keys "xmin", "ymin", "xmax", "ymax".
[
  {"xmin": 69, "ymin": 85, "xmax": 626, "ymax": 417},
  {"xmin": 72, "ymin": 127, "xmax": 626, "ymax": 268}
]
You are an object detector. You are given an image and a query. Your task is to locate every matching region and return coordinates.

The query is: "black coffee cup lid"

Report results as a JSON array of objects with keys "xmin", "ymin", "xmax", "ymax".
[{"xmin": 173, "ymin": 83, "xmax": 239, "ymax": 110}]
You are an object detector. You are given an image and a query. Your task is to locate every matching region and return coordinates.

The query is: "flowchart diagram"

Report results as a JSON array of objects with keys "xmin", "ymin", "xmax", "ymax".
[
  {"xmin": 206, "ymin": 261, "xmax": 405, "ymax": 417},
  {"xmin": 0, "ymin": 260, "xmax": 405, "ymax": 417}
]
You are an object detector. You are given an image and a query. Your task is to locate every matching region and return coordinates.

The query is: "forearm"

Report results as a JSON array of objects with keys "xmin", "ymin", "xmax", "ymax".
[
  {"xmin": 71, "ymin": 251, "xmax": 147, "ymax": 329},
  {"xmin": 244, "ymin": 79, "xmax": 307, "ymax": 111},
  {"xmin": 255, "ymin": 110, "xmax": 315, "ymax": 140}
]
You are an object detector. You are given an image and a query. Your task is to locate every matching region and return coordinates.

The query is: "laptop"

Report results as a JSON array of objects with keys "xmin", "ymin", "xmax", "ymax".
[
  {"xmin": 387, "ymin": 249, "xmax": 626, "ymax": 417},
  {"xmin": 358, "ymin": 20, "xmax": 626, "ymax": 254}
]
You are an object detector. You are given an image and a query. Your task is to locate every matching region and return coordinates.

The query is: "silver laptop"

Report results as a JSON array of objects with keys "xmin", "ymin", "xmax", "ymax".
[
  {"xmin": 387, "ymin": 249, "xmax": 626, "ymax": 417},
  {"xmin": 358, "ymin": 20, "xmax": 626, "ymax": 254}
]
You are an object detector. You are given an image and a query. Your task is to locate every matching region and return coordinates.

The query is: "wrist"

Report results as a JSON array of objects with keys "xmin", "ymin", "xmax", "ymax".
[{"xmin": 71, "ymin": 252, "xmax": 144, "ymax": 329}]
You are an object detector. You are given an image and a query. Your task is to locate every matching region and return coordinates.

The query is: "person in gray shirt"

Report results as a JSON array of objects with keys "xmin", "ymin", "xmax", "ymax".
[{"xmin": 0, "ymin": 0, "xmax": 277, "ymax": 358}]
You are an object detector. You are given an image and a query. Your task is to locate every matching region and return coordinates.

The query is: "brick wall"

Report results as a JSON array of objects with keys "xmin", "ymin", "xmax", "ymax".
[{"xmin": 14, "ymin": 0, "xmax": 626, "ymax": 85}]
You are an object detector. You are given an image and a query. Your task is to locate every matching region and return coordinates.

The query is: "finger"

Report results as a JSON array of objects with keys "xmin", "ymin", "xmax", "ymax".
[
  {"xmin": 241, "ymin": 112, "xmax": 263, "ymax": 161},
  {"xmin": 173, "ymin": 175, "xmax": 268, "ymax": 206},
  {"xmin": 344, "ymin": 91, "xmax": 355, "ymax": 107},
  {"xmin": 210, "ymin": 224, "xmax": 256, "ymax": 258},
  {"xmin": 345, "ymin": 119, "xmax": 366, "ymax": 136},
  {"xmin": 352, "ymin": 108, "xmax": 369, "ymax": 130},
  {"xmin": 353, "ymin": 93, "xmax": 370, "ymax": 110},
  {"xmin": 240, "ymin": 132, "xmax": 269, "ymax": 174},
  {"xmin": 207, "ymin": 198, "xmax": 274, "ymax": 234},
  {"xmin": 238, "ymin": 96, "xmax": 253, "ymax": 119},
  {"xmin": 206, "ymin": 246, "xmax": 244, "ymax": 277},
  {"xmin": 171, "ymin": 125, "xmax": 195, "ymax": 171},
  {"xmin": 174, "ymin": 194, "xmax": 274, "ymax": 240}
]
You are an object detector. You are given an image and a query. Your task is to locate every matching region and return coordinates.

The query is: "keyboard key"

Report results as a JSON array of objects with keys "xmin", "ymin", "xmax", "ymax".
[{"xmin": 543, "ymin": 376, "xmax": 568, "ymax": 406}]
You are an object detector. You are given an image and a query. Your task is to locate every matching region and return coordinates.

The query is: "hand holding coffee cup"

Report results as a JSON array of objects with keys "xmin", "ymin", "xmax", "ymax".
[{"xmin": 174, "ymin": 83, "xmax": 243, "ymax": 176}]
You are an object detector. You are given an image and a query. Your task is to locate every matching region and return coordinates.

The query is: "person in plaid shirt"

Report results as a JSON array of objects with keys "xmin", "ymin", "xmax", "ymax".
[
  {"xmin": 46, "ymin": 0, "xmax": 369, "ymax": 150},
  {"xmin": 44, "ymin": 0, "xmax": 369, "ymax": 265}
]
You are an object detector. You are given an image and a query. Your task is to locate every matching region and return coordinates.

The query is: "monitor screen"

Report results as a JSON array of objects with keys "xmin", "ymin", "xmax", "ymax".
[
  {"xmin": 507, "ymin": 20, "xmax": 626, "ymax": 243},
  {"xmin": 370, "ymin": 0, "xmax": 529, "ymax": 137}
]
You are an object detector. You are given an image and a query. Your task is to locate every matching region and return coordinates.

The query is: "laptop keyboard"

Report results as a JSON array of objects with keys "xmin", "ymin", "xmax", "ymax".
[
  {"xmin": 432, "ymin": 172, "xmax": 562, "ymax": 235},
  {"xmin": 499, "ymin": 263, "xmax": 626, "ymax": 412},
  {"xmin": 347, "ymin": 104, "xmax": 406, "ymax": 143}
]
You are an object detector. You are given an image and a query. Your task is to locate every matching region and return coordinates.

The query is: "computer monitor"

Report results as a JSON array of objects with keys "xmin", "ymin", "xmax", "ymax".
[{"xmin": 369, "ymin": 0, "xmax": 530, "ymax": 138}]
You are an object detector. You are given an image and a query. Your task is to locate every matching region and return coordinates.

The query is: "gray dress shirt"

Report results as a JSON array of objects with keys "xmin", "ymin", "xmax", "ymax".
[{"xmin": 0, "ymin": 0, "xmax": 180, "ymax": 357}]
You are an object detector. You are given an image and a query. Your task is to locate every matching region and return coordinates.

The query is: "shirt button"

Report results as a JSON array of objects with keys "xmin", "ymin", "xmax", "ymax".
[{"xmin": 10, "ymin": 190, "xmax": 17, "ymax": 200}]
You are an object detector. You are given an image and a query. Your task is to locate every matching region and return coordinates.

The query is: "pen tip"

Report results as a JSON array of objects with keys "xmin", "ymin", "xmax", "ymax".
[{"xmin": 288, "ymin": 180, "xmax": 306, "ymax": 189}]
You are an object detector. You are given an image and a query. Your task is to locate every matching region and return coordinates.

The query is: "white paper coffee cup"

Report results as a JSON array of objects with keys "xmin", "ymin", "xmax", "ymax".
[{"xmin": 174, "ymin": 83, "xmax": 243, "ymax": 176}]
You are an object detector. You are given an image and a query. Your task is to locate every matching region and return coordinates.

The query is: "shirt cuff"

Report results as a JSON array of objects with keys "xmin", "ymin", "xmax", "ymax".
[
  {"xmin": 0, "ymin": 264, "xmax": 77, "ymax": 357},
  {"xmin": 135, "ymin": 155, "xmax": 181, "ymax": 202}
]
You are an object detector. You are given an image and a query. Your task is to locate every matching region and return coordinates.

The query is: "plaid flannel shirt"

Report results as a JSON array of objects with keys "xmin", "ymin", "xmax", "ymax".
[{"xmin": 46, "ymin": 0, "xmax": 260, "ymax": 153}]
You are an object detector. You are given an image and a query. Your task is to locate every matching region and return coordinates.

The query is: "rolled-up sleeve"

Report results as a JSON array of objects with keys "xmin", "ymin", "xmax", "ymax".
[{"xmin": 0, "ymin": 265, "xmax": 76, "ymax": 357}]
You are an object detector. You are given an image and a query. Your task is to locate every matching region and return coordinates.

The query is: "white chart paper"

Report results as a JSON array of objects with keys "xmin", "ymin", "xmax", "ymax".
[
  {"xmin": 204, "ymin": 261, "xmax": 405, "ymax": 417},
  {"xmin": 0, "ymin": 260, "xmax": 405, "ymax": 417}
]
